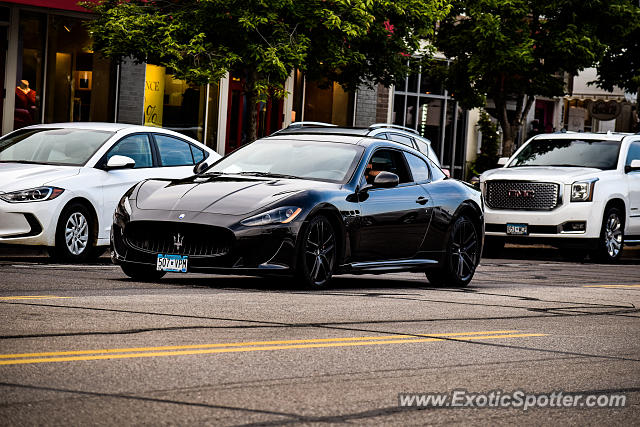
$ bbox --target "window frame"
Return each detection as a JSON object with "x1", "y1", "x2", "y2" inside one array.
[
  {"x1": 150, "y1": 133, "x2": 208, "y2": 167},
  {"x1": 99, "y1": 132, "x2": 155, "y2": 169},
  {"x1": 361, "y1": 146, "x2": 417, "y2": 189},
  {"x1": 403, "y1": 151, "x2": 432, "y2": 184}
]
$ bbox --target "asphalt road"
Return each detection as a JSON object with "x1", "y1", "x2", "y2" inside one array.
[{"x1": 0, "y1": 247, "x2": 638, "y2": 426}]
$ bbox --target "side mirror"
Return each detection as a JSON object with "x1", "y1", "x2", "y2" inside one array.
[
  {"x1": 625, "y1": 159, "x2": 640, "y2": 173},
  {"x1": 106, "y1": 155, "x2": 135, "y2": 170},
  {"x1": 372, "y1": 171, "x2": 399, "y2": 188},
  {"x1": 497, "y1": 157, "x2": 509, "y2": 166},
  {"x1": 193, "y1": 161, "x2": 209, "y2": 175}
]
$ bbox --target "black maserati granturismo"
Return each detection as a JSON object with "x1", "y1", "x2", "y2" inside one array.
[{"x1": 111, "y1": 132, "x2": 484, "y2": 287}]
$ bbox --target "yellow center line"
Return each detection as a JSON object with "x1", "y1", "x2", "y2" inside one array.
[
  {"x1": 0, "y1": 332, "x2": 546, "y2": 366},
  {"x1": 0, "y1": 295, "x2": 71, "y2": 300},
  {"x1": 0, "y1": 330, "x2": 520, "y2": 359},
  {"x1": 584, "y1": 284, "x2": 640, "y2": 288}
]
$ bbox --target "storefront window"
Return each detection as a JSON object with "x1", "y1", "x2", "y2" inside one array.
[
  {"x1": 14, "y1": 11, "x2": 46, "y2": 130},
  {"x1": 43, "y1": 15, "x2": 115, "y2": 124}
]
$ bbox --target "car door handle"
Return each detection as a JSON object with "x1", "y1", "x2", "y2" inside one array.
[{"x1": 416, "y1": 196, "x2": 429, "y2": 205}]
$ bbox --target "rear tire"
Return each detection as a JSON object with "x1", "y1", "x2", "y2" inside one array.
[
  {"x1": 121, "y1": 263, "x2": 166, "y2": 281},
  {"x1": 295, "y1": 215, "x2": 337, "y2": 288},
  {"x1": 426, "y1": 215, "x2": 480, "y2": 287},
  {"x1": 591, "y1": 207, "x2": 624, "y2": 263}
]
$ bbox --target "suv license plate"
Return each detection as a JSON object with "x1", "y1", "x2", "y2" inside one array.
[
  {"x1": 506, "y1": 223, "x2": 528, "y2": 235},
  {"x1": 157, "y1": 254, "x2": 188, "y2": 272}
]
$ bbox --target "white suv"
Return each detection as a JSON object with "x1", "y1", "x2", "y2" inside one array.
[{"x1": 480, "y1": 132, "x2": 640, "y2": 262}]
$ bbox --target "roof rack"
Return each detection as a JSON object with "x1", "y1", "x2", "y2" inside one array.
[
  {"x1": 287, "y1": 121, "x2": 337, "y2": 129},
  {"x1": 369, "y1": 123, "x2": 419, "y2": 135}
]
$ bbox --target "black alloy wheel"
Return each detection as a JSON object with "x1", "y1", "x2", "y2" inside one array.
[
  {"x1": 121, "y1": 263, "x2": 166, "y2": 281},
  {"x1": 297, "y1": 215, "x2": 337, "y2": 288},
  {"x1": 592, "y1": 207, "x2": 624, "y2": 263},
  {"x1": 427, "y1": 215, "x2": 480, "y2": 287}
]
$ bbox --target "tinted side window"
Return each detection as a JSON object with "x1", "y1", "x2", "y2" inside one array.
[
  {"x1": 155, "y1": 135, "x2": 194, "y2": 166},
  {"x1": 365, "y1": 149, "x2": 412, "y2": 184},
  {"x1": 372, "y1": 132, "x2": 388, "y2": 140},
  {"x1": 387, "y1": 133, "x2": 415, "y2": 149},
  {"x1": 404, "y1": 152, "x2": 431, "y2": 183},
  {"x1": 626, "y1": 141, "x2": 640, "y2": 166},
  {"x1": 191, "y1": 145, "x2": 205, "y2": 164},
  {"x1": 106, "y1": 134, "x2": 153, "y2": 168}
]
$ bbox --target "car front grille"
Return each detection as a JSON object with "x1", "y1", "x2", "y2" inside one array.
[
  {"x1": 485, "y1": 181, "x2": 560, "y2": 210},
  {"x1": 124, "y1": 221, "x2": 233, "y2": 257}
]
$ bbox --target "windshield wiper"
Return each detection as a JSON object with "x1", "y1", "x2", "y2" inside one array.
[{"x1": 237, "y1": 171, "x2": 300, "y2": 179}]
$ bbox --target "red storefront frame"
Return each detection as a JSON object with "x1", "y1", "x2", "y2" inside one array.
[{"x1": 1, "y1": 0, "x2": 93, "y2": 13}]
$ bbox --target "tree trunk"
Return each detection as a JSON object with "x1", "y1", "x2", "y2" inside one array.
[
  {"x1": 245, "y1": 69, "x2": 259, "y2": 144},
  {"x1": 495, "y1": 95, "x2": 535, "y2": 157}
]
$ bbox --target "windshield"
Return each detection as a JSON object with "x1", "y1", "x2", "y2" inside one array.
[
  {"x1": 0, "y1": 128, "x2": 114, "y2": 166},
  {"x1": 208, "y1": 139, "x2": 364, "y2": 183},
  {"x1": 509, "y1": 138, "x2": 621, "y2": 170}
]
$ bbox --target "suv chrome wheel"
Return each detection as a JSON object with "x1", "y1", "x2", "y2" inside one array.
[{"x1": 604, "y1": 212, "x2": 623, "y2": 258}]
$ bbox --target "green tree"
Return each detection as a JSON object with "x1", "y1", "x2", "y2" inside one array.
[
  {"x1": 86, "y1": 0, "x2": 451, "y2": 143},
  {"x1": 595, "y1": 1, "x2": 640, "y2": 127},
  {"x1": 428, "y1": 0, "x2": 633, "y2": 157}
]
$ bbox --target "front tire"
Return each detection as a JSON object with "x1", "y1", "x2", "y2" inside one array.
[
  {"x1": 592, "y1": 207, "x2": 624, "y2": 263},
  {"x1": 51, "y1": 203, "x2": 97, "y2": 262},
  {"x1": 427, "y1": 215, "x2": 480, "y2": 287},
  {"x1": 296, "y1": 215, "x2": 337, "y2": 288},
  {"x1": 121, "y1": 263, "x2": 166, "y2": 281}
]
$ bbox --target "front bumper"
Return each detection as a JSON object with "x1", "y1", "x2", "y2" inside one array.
[
  {"x1": 484, "y1": 199, "x2": 604, "y2": 240},
  {"x1": 111, "y1": 209, "x2": 300, "y2": 274},
  {"x1": 0, "y1": 198, "x2": 63, "y2": 246}
]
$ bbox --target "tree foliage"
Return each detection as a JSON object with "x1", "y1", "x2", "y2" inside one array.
[
  {"x1": 86, "y1": 0, "x2": 451, "y2": 142},
  {"x1": 428, "y1": 0, "x2": 634, "y2": 157}
]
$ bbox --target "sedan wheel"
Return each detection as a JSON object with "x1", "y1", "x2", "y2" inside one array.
[
  {"x1": 427, "y1": 215, "x2": 480, "y2": 287},
  {"x1": 297, "y1": 215, "x2": 336, "y2": 288},
  {"x1": 52, "y1": 203, "x2": 97, "y2": 262}
]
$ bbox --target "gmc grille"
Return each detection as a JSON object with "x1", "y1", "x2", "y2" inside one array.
[
  {"x1": 124, "y1": 221, "x2": 233, "y2": 257},
  {"x1": 485, "y1": 181, "x2": 560, "y2": 210}
]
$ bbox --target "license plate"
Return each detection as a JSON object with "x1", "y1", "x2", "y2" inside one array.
[
  {"x1": 506, "y1": 223, "x2": 528, "y2": 235},
  {"x1": 156, "y1": 254, "x2": 188, "y2": 272}
]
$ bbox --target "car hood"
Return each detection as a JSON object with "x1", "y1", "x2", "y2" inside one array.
[
  {"x1": 0, "y1": 163, "x2": 81, "y2": 193},
  {"x1": 135, "y1": 175, "x2": 334, "y2": 215},
  {"x1": 480, "y1": 166, "x2": 603, "y2": 184}
]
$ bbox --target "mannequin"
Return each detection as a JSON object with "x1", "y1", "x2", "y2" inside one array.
[{"x1": 15, "y1": 79, "x2": 37, "y2": 129}]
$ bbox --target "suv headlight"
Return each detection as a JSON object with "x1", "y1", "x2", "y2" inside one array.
[
  {"x1": 0, "y1": 186, "x2": 64, "y2": 203},
  {"x1": 241, "y1": 206, "x2": 302, "y2": 226},
  {"x1": 570, "y1": 179, "x2": 598, "y2": 202}
]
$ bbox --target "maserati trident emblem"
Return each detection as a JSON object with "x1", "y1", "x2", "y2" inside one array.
[
  {"x1": 507, "y1": 189, "x2": 535, "y2": 198},
  {"x1": 178, "y1": 213, "x2": 185, "y2": 220},
  {"x1": 173, "y1": 233, "x2": 184, "y2": 250}
]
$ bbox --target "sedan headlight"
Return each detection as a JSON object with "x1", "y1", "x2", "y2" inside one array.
[
  {"x1": 241, "y1": 206, "x2": 302, "y2": 226},
  {"x1": 570, "y1": 179, "x2": 598, "y2": 202},
  {"x1": 0, "y1": 186, "x2": 64, "y2": 203}
]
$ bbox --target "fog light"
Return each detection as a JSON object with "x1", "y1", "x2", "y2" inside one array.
[{"x1": 562, "y1": 221, "x2": 586, "y2": 232}]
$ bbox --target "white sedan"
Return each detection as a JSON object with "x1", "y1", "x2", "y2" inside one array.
[{"x1": 0, "y1": 122, "x2": 220, "y2": 261}]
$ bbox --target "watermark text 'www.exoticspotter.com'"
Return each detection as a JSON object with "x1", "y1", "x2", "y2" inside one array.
[{"x1": 398, "y1": 390, "x2": 627, "y2": 411}]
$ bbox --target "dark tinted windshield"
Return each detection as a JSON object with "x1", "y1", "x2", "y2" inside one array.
[
  {"x1": 209, "y1": 139, "x2": 364, "y2": 183},
  {"x1": 0, "y1": 128, "x2": 113, "y2": 166},
  {"x1": 509, "y1": 139, "x2": 621, "y2": 170}
]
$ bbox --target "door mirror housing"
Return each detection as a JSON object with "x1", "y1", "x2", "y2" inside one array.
[
  {"x1": 497, "y1": 157, "x2": 509, "y2": 166},
  {"x1": 625, "y1": 159, "x2": 640, "y2": 173},
  {"x1": 105, "y1": 155, "x2": 135, "y2": 170},
  {"x1": 371, "y1": 171, "x2": 399, "y2": 188},
  {"x1": 193, "y1": 161, "x2": 209, "y2": 175}
]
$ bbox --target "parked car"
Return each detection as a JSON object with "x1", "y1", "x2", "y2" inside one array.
[
  {"x1": 275, "y1": 122, "x2": 448, "y2": 174},
  {"x1": 480, "y1": 131, "x2": 640, "y2": 262},
  {"x1": 112, "y1": 132, "x2": 483, "y2": 288},
  {"x1": 0, "y1": 122, "x2": 219, "y2": 261}
]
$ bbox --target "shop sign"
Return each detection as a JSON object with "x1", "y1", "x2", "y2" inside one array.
[
  {"x1": 588, "y1": 100, "x2": 621, "y2": 121},
  {"x1": 144, "y1": 65, "x2": 165, "y2": 127}
]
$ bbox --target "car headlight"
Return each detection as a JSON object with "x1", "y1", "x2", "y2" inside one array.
[
  {"x1": 0, "y1": 186, "x2": 64, "y2": 203},
  {"x1": 241, "y1": 206, "x2": 302, "y2": 226},
  {"x1": 570, "y1": 179, "x2": 598, "y2": 202}
]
